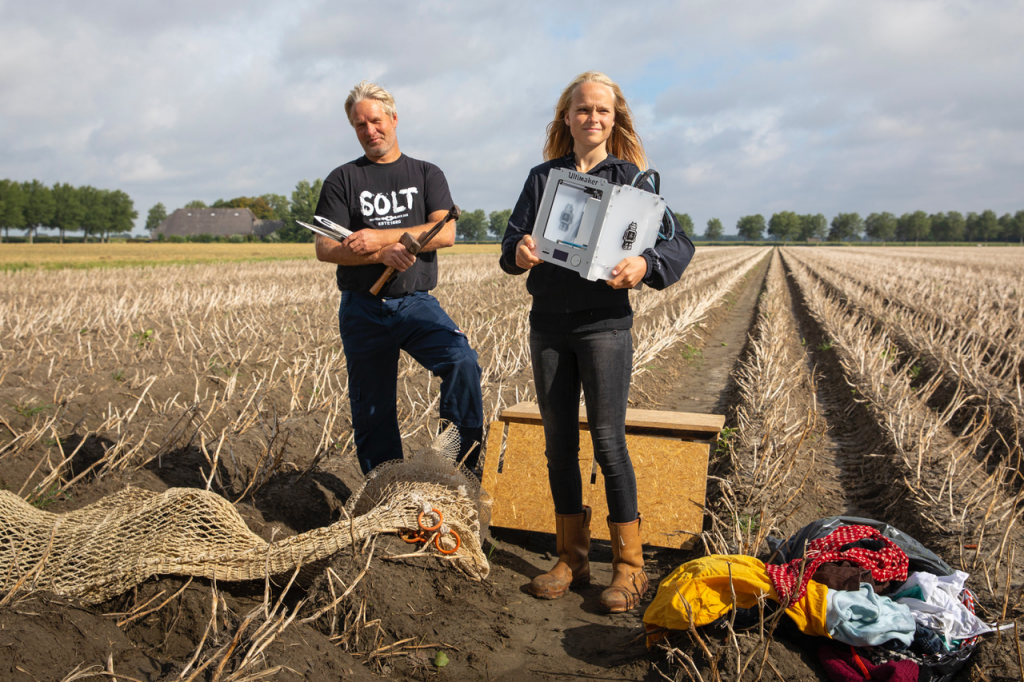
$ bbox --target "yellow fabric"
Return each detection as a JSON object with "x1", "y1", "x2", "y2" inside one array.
[{"x1": 642, "y1": 555, "x2": 829, "y2": 642}]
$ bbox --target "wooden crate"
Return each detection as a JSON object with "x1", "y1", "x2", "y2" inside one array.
[{"x1": 481, "y1": 402, "x2": 722, "y2": 549}]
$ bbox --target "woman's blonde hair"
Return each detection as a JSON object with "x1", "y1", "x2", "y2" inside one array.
[
  {"x1": 543, "y1": 71, "x2": 647, "y2": 170},
  {"x1": 345, "y1": 80, "x2": 397, "y2": 124}
]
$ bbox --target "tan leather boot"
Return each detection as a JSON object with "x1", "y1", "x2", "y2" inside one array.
[
  {"x1": 527, "y1": 507, "x2": 592, "y2": 599},
  {"x1": 599, "y1": 516, "x2": 649, "y2": 613}
]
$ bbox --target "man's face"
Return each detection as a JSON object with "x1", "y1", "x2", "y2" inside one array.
[{"x1": 350, "y1": 100, "x2": 398, "y2": 161}]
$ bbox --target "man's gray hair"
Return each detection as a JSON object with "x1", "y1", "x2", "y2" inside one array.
[{"x1": 344, "y1": 81, "x2": 397, "y2": 124}]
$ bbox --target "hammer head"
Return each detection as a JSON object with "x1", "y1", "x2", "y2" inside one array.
[
  {"x1": 450, "y1": 205, "x2": 462, "y2": 221},
  {"x1": 399, "y1": 231, "x2": 421, "y2": 253}
]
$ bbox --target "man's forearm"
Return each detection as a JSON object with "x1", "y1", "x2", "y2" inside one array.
[
  {"x1": 315, "y1": 235, "x2": 384, "y2": 266},
  {"x1": 409, "y1": 219, "x2": 456, "y2": 252},
  {"x1": 315, "y1": 219, "x2": 455, "y2": 266},
  {"x1": 368, "y1": 216, "x2": 456, "y2": 253}
]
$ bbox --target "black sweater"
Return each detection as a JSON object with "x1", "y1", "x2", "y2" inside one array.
[{"x1": 499, "y1": 153, "x2": 695, "y2": 333}]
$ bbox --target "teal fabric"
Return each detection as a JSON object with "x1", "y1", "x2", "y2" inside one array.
[
  {"x1": 826, "y1": 583, "x2": 917, "y2": 647},
  {"x1": 892, "y1": 585, "x2": 925, "y2": 601}
]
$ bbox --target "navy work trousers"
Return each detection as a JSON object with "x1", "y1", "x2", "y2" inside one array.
[
  {"x1": 529, "y1": 327, "x2": 638, "y2": 523},
  {"x1": 339, "y1": 290, "x2": 483, "y2": 474}
]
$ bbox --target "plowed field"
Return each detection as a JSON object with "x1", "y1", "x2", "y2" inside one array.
[{"x1": 1, "y1": 245, "x2": 1021, "y2": 680}]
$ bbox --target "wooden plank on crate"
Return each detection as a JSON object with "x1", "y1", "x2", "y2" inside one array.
[
  {"x1": 498, "y1": 401, "x2": 724, "y2": 441},
  {"x1": 482, "y1": 417, "x2": 713, "y2": 550}
]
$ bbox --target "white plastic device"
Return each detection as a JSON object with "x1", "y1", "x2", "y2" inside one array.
[{"x1": 530, "y1": 168, "x2": 666, "y2": 281}]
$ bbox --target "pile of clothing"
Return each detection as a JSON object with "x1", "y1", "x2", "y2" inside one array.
[{"x1": 644, "y1": 516, "x2": 1010, "y2": 681}]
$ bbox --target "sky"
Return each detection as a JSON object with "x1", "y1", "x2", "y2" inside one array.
[{"x1": 1, "y1": 0, "x2": 1022, "y2": 236}]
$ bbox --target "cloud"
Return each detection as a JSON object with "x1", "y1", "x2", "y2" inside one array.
[{"x1": 0, "y1": 0, "x2": 1022, "y2": 235}]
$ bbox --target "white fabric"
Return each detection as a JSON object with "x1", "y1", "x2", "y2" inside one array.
[
  {"x1": 894, "y1": 571, "x2": 999, "y2": 641},
  {"x1": 825, "y1": 583, "x2": 917, "y2": 647}
]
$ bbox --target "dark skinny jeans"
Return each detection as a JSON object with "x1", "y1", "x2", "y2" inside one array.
[{"x1": 530, "y1": 327, "x2": 638, "y2": 523}]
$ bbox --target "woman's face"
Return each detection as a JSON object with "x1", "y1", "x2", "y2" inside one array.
[{"x1": 565, "y1": 81, "x2": 616, "y2": 151}]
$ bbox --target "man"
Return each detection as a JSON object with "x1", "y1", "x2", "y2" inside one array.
[{"x1": 314, "y1": 80, "x2": 483, "y2": 475}]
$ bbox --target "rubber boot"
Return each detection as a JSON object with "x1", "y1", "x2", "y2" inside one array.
[
  {"x1": 599, "y1": 516, "x2": 649, "y2": 613},
  {"x1": 527, "y1": 507, "x2": 592, "y2": 599}
]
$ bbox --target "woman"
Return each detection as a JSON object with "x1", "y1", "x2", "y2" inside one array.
[{"x1": 499, "y1": 72, "x2": 695, "y2": 613}]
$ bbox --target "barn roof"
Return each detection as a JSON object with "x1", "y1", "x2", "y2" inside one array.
[{"x1": 155, "y1": 208, "x2": 282, "y2": 238}]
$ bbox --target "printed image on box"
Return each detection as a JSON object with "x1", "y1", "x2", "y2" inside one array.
[{"x1": 542, "y1": 181, "x2": 595, "y2": 248}]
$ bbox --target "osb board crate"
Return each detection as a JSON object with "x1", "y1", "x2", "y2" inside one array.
[
  {"x1": 498, "y1": 402, "x2": 723, "y2": 441},
  {"x1": 481, "y1": 403, "x2": 719, "y2": 550}
]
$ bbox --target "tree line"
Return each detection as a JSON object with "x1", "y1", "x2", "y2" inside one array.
[
  {"x1": 451, "y1": 209, "x2": 512, "y2": 242},
  {"x1": 2, "y1": 175, "x2": 510, "y2": 245},
  {"x1": 696, "y1": 209, "x2": 1024, "y2": 244},
  {"x1": 9, "y1": 173, "x2": 1022, "y2": 247},
  {"x1": 455, "y1": 208, "x2": 1024, "y2": 245},
  {"x1": 0, "y1": 179, "x2": 137, "y2": 243},
  {"x1": 0, "y1": 177, "x2": 326, "y2": 244}
]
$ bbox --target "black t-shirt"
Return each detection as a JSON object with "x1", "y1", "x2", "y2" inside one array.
[{"x1": 315, "y1": 154, "x2": 454, "y2": 296}]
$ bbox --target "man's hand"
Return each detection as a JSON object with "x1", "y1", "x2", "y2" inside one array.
[
  {"x1": 606, "y1": 256, "x2": 648, "y2": 289},
  {"x1": 379, "y1": 243, "x2": 416, "y2": 271},
  {"x1": 343, "y1": 228, "x2": 388, "y2": 256},
  {"x1": 516, "y1": 235, "x2": 543, "y2": 270}
]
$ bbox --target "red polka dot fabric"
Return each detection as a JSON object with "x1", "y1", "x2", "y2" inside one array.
[{"x1": 766, "y1": 525, "x2": 909, "y2": 602}]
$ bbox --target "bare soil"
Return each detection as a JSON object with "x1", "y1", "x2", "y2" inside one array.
[{"x1": 2, "y1": 249, "x2": 1021, "y2": 681}]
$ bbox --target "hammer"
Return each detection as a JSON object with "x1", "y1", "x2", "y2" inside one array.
[{"x1": 369, "y1": 205, "x2": 461, "y2": 296}]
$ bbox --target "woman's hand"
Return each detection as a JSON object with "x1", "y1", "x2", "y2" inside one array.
[
  {"x1": 606, "y1": 256, "x2": 648, "y2": 289},
  {"x1": 515, "y1": 235, "x2": 544, "y2": 270}
]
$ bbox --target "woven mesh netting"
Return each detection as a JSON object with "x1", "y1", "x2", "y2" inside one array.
[{"x1": 0, "y1": 429, "x2": 489, "y2": 604}]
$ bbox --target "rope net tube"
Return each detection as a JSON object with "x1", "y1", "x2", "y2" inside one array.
[{"x1": 0, "y1": 428, "x2": 490, "y2": 604}]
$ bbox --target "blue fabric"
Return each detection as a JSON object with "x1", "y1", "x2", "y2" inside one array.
[
  {"x1": 529, "y1": 327, "x2": 637, "y2": 523},
  {"x1": 826, "y1": 583, "x2": 917, "y2": 648},
  {"x1": 913, "y1": 623, "x2": 947, "y2": 656},
  {"x1": 339, "y1": 290, "x2": 483, "y2": 474}
]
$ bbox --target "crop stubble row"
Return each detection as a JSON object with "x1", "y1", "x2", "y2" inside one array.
[
  {"x1": 774, "y1": 247, "x2": 1024, "y2": 605},
  {"x1": 0, "y1": 247, "x2": 764, "y2": 504},
  {"x1": 674, "y1": 247, "x2": 1024, "y2": 682}
]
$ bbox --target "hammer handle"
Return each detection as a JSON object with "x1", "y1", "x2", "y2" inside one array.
[
  {"x1": 369, "y1": 266, "x2": 397, "y2": 296},
  {"x1": 368, "y1": 205, "x2": 460, "y2": 296},
  {"x1": 369, "y1": 239, "x2": 419, "y2": 296}
]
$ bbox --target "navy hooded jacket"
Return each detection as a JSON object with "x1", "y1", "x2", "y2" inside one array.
[{"x1": 499, "y1": 153, "x2": 695, "y2": 333}]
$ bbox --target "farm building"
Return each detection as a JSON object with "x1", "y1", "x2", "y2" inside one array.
[{"x1": 153, "y1": 208, "x2": 282, "y2": 240}]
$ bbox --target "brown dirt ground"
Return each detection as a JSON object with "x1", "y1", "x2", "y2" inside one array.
[
  {"x1": 2, "y1": 248, "x2": 1021, "y2": 681},
  {"x1": 0, "y1": 252, "x2": 765, "y2": 681}
]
